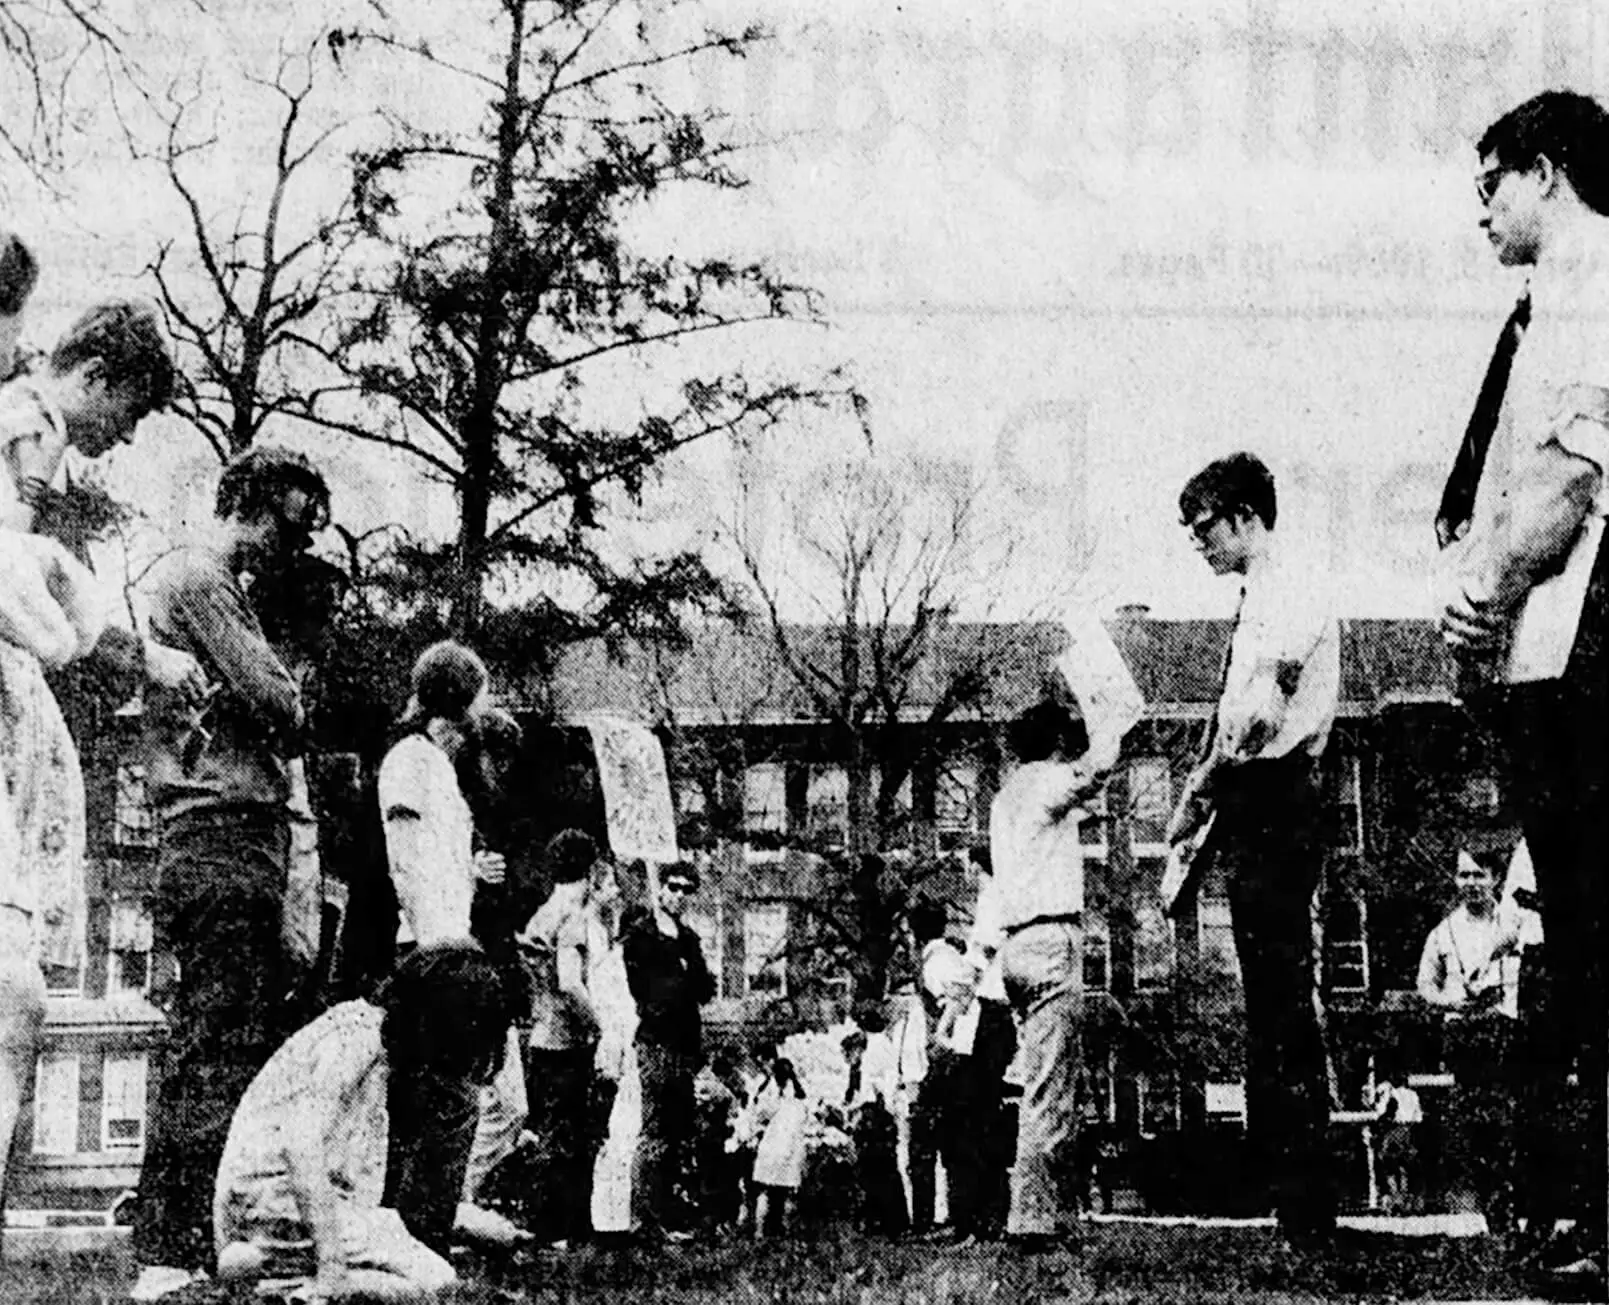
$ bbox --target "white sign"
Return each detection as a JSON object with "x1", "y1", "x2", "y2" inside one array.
[{"x1": 581, "y1": 716, "x2": 680, "y2": 864}]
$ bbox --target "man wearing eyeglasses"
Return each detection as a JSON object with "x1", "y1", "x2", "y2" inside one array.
[
  {"x1": 1166, "y1": 451, "x2": 1341, "y2": 1251},
  {"x1": 623, "y1": 862, "x2": 715, "y2": 1243},
  {"x1": 1435, "y1": 91, "x2": 1609, "y2": 1281},
  {"x1": 129, "y1": 446, "x2": 333, "y2": 1300}
]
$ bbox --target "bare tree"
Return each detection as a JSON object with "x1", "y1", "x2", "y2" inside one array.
[
  {"x1": 726, "y1": 453, "x2": 1033, "y2": 996},
  {"x1": 144, "y1": 36, "x2": 363, "y2": 459}
]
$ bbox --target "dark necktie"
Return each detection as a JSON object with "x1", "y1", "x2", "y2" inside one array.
[
  {"x1": 1435, "y1": 293, "x2": 1532, "y2": 549},
  {"x1": 1200, "y1": 585, "x2": 1246, "y2": 763}
]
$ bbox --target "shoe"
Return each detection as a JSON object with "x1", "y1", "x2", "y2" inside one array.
[
  {"x1": 128, "y1": 1265, "x2": 207, "y2": 1300},
  {"x1": 454, "y1": 1201, "x2": 534, "y2": 1248}
]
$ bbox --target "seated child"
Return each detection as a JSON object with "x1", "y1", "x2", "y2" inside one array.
[{"x1": 213, "y1": 945, "x2": 521, "y2": 1301}]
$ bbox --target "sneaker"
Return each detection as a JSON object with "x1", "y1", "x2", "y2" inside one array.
[
  {"x1": 454, "y1": 1200, "x2": 534, "y2": 1248},
  {"x1": 128, "y1": 1265, "x2": 206, "y2": 1301}
]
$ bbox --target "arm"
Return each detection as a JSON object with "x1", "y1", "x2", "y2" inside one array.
[
  {"x1": 682, "y1": 926, "x2": 716, "y2": 1004},
  {"x1": 1041, "y1": 758, "x2": 1107, "y2": 825},
  {"x1": 1443, "y1": 431, "x2": 1602, "y2": 652},
  {"x1": 169, "y1": 563, "x2": 302, "y2": 739},
  {"x1": 555, "y1": 916, "x2": 602, "y2": 1042},
  {"x1": 278, "y1": 1130, "x2": 350, "y2": 1301},
  {"x1": 378, "y1": 744, "x2": 438, "y2": 940},
  {"x1": 1416, "y1": 929, "x2": 1459, "y2": 1011}
]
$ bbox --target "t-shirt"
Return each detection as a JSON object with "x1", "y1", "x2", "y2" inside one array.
[
  {"x1": 378, "y1": 734, "x2": 475, "y2": 947},
  {"x1": 988, "y1": 761, "x2": 1087, "y2": 930},
  {"x1": 622, "y1": 911, "x2": 713, "y2": 1055},
  {"x1": 521, "y1": 881, "x2": 592, "y2": 1050},
  {"x1": 1416, "y1": 901, "x2": 1526, "y2": 1021},
  {"x1": 214, "y1": 1001, "x2": 389, "y2": 1242}
]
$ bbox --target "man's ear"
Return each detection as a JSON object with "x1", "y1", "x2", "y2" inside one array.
[{"x1": 1533, "y1": 153, "x2": 1561, "y2": 199}]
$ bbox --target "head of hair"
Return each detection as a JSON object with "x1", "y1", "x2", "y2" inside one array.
[
  {"x1": 1178, "y1": 451, "x2": 1278, "y2": 532},
  {"x1": 409, "y1": 640, "x2": 488, "y2": 722},
  {"x1": 908, "y1": 898, "x2": 948, "y2": 944},
  {"x1": 772, "y1": 1056, "x2": 805, "y2": 1098},
  {"x1": 545, "y1": 828, "x2": 599, "y2": 885},
  {"x1": 215, "y1": 445, "x2": 330, "y2": 526},
  {"x1": 661, "y1": 861, "x2": 700, "y2": 892},
  {"x1": 0, "y1": 232, "x2": 39, "y2": 317},
  {"x1": 378, "y1": 944, "x2": 522, "y2": 1080},
  {"x1": 47, "y1": 300, "x2": 176, "y2": 415},
  {"x1": 251, "y1": 552, "x2": 350, "y2": 652},
  {"x1": 1006, "y1": 698, "x2": 1090, "y2": 764},
  {"x1": 1479, "y1": 90, "x2": 1609, "y2": 217}
]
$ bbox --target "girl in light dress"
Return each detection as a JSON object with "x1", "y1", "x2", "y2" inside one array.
[
  {"x1": 586, "y1": 860, "x2": 644, "y2": 1234},
  {"x1": 750, "y1": 1057, "x2": 811, "y2": 1239}
]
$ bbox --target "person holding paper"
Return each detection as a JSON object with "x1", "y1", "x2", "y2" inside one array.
[
  {"x1": 1166, "y1": 451, "x2": 1340, "y2": 1250},
  {"x1": 988, "y1": 697, "x2": 1110, "y2": 1250}
]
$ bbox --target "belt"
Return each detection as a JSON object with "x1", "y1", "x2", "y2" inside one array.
[{"x1": 1003, "y1": 912, "x2": 1081, "y2": 937}]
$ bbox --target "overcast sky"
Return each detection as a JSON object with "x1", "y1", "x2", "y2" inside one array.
[{"x1": 8, "y1": 0, "x2": 1609, "y2": 621}]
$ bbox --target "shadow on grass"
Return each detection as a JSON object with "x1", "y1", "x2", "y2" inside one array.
[{"x1": 0, "y1": 1223, "x2": 1558, "y2": 1304}]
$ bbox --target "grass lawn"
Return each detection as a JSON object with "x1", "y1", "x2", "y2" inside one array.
[{"x1": 0, "y1": 1221, "x2": 1591, "y2": 1304}]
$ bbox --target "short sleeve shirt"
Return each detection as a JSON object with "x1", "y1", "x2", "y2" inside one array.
[
  {"x1": 1474, "y1": 219, "x2": 1609, "y2": 681},
  {"x1": 378, "y1": 735, "x2": 475, "y2": 947}
]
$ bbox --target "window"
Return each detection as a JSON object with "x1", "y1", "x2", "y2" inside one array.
[
  {"x1": 686, "y1": 905, "x2": 723, "y2": 998},
  {"x1": 32, "y1": 1053, "x2": 81, "y2": 1155},
  {"x1": 114, "y1": 763, "x2": 157, "y2": 848},
  {"x1": 1078, "y1": 785, "x2": 1108, "y2": 849},
  {"x1": 42, "y1": 961, "x2": 83, "y2": 997},
  {"x1": 1323, "y1": 892, "x2": 1370, "y2": 1003},
  {"x1": 1083, "y1": 913, "x2": 1110, "y2": 992},
  {"x1": 1335, "y1": 755, "x2": 1364, "y2": 851},
  {"x1": 1083, "y1": 1053, "x2": 1116, "y2": 1123},
  {"x1": 1197, "y1": 895, "x2": 1239, "y2": 981},
  {"x1": 742, "y1": 902, "x2": 788, "y2": 996},
  {"x1": 935, "y1": 761, "x2": 978, "y2": 835},
  {"x1": 1129, "y1": 758, "x2": 1173, "y2": 845},
  {"x1": 805, "y1": 765, "x2": 848, "y2": 848},
  {"x1": 1133, "y1": 900, "x2": 1176, "y2": 992},
  {"x1": 109, "y1": 899, "x2": 155, "y2": 996},
  {"x1": 744, "y1": 763, "x2": 787, "y2": 832},
  {"x1": 101, "y1": 1053, "x2": 149, "y2": 1150},
  {"x1": 1205, "y1": 1080, "x2": 1247, "y2": 1123},
  {"x1": 1138, "y1": 1071, "x2": 1180, "y2": 1136}
]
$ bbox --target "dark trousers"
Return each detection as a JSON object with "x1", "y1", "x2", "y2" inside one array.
[
  {"x1": 908, "y1": 1048, "x2": 966, "y2": 1231},
  {"x1": 523, "y1": 1045, "x2": 599, "y2": 1241},
  {"x1": 1442, "y1": 1016, "x2": 1518, "y2": 1220},
  {"x1": 948, "y1": 1001, "x2": 1017, "y2": 1236},
  {"x1": 132, "y1": 810, "x2": 293, "y2": 1271},
  {"x1": 1480, "y1": 667, "x2": 1608, "y2": 1238},
  {"x1": 632, "y1": 1040, "x2": 697, "y2": 1233},
  {"x1": 384, "y1": 1060, "x2": 482, "y2": 1255},
  {"x1": 1216, "y1": 758, "x2": 1336, "y2": 1235}
]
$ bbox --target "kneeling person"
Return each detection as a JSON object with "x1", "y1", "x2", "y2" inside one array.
[{"x1": 214, "y1": 946, "x2": 519, "y2": 1301}]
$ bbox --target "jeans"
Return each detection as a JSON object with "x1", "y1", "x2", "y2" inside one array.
[
  {"x1": 1001, "y1": 920, "x2": 1083, "y2": 1236},
  {"x1": 522, "y1": 1045, "x2": 600, "y2": 1241},
  {"x1": 385, "y1": 1061, "x2": 482, "y2": 1256},
  {"x1": 907, "y1": 1048, "x2": 965, "y2": 1232},
  {"x1": 133, "y1": 809, "x2": 293, "y2": 1271}
]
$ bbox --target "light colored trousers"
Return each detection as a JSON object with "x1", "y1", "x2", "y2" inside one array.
[
  {"x1": 1, "y1": 911, "x2": 47, "y2": 1237},
  {"x1": 462, "y1": 1028, "x2": 528, "y2": 1202},
  {"x1": 1000, "y1": 919, "x2": 1083, "y2": 1237}
]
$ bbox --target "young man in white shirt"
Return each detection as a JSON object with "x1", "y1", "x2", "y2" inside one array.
[
  {"x1": 1167, "y1": 451, "x2": 1341, "y2": 1249},
  {"x1": 1436, "y1": 91, "x2": 1609, "y2": 1277},
  {"x1": 1417, "y1": 851, "x2": 1525, "y2": 1237}
]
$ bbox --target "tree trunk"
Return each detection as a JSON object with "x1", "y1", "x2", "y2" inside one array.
[{"x1": 454, "y1": 0, "x2": 526, "y2": 637}]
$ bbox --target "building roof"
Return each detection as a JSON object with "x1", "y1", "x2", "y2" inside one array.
[{"x1": 548, "y1": 616, "x2": 1456, "y2": 726}]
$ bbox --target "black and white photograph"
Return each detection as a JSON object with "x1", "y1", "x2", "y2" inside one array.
[{"x1": 2, "y1": 1, "x2": 1606, "y2": 1301}]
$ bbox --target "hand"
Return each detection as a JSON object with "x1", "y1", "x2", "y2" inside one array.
[
  {"x1": 144, "y1": 639, "x2": 210, "y2": 702},
  {"x1": 473, "y1": 850, "x2": 507, "y2": 885},
  {"x1": 1440, "y1": 580, "x2": 1508, "y2": 654}
]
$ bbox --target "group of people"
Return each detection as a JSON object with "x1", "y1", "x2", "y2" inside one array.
[{"x1": 1, "y1": 82, "x2": 1606, "y2": 1298}]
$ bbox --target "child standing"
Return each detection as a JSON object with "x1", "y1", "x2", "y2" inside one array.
[{"x1": 751, "y1": 1058, "x2": 810, "y2": 1240}]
